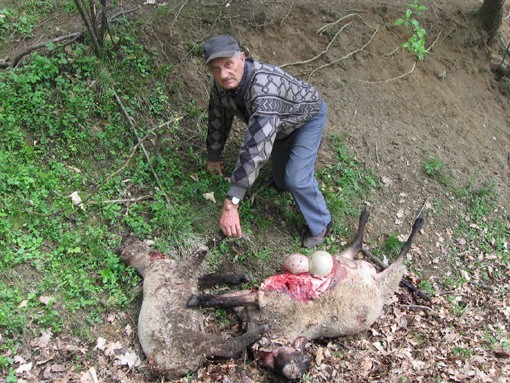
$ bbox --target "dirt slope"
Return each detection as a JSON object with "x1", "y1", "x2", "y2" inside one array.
[{"x1": 142, "y1": 0, "x2": 510, "y2": 260}]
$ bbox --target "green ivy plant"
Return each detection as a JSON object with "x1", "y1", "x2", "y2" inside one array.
[{"x1": 394, "y1": 0, "x2": 428, "y2": 61}]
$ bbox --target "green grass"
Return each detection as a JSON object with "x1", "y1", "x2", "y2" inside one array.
[
  {"x1": 418, "y1": 279, "x2": 436, "y2": 296},
  {"x1": 0, "y1": 17, "x2": 199, "y2": 367},
  {"x1": 452, "y1": 347, "x2": 472, "y2": 358},
  {"x1": 365, "y1": 231, "x2": 409, "y2": 266},
  {"x1": 319, "y1": 134, "x2": 380, "y2": 238},
  {"x1": 451, "y1": 181, "x2": 509, "y2": 278},
  {"x1": 483, "y1": 326, "x2": 510, "y2": 351},
  {"x1": 423, "y1": 154, "x2": 450, "y2": 186},
  {"x1": 0, "y1": 1, "x2": 76, "y2": 43}
]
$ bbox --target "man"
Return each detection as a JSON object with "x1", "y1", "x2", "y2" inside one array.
[{"x1": 203, "y1": 34, "x2": 332, "y2": 248}]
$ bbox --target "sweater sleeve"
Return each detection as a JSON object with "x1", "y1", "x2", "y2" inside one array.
[
  {"x1": 227, "y1": 113, "x2": 279, "y2": 200},
  {"x1": 206, "y1": 87, "x2": 235, "y2": 162}
]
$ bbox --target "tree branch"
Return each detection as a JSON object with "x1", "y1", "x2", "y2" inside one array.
[
  {"x1": 0, "y1": 33, "x2": 81, "y2": 68},
  {"x1": 358, "y1": 62, "x2": 416, "y2": 84},
  {"x1": 111, "y1": 87, "x2": 172, "y2": 206},
  {"x1": 1, "y1": 5, "x2": 140, "y2": 68},
  {"x1": 100, "y1": 195, "x2": 153, "y2": 204},
  {"x1": 73, "y1": 0, "x2": 102, "y2": 57},
  {"x1": 308, "y1": 21, "x2": 379, "y2": 79},
  {"x1": 280, "y1": 21, "x2": 353, "y2": 68}
]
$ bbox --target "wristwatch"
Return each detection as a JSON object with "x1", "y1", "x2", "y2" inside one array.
[{"x1": 227, "y1": 195, "x2": 240, "y2": 205}]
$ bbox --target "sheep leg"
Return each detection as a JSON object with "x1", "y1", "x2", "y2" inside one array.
[
  {"x1": 339, "y1": 207, "x2": 370, "y2": 260},
  {"x1": 198, "y1": 272, "x2": 251, "y2": 289},
  {"x1": 186, "y1": 289, "x2": 259, "y2": 309},
  {"x1": 396, "y1": 214, "x2": 425, "y2": 260},
  {"x1": 202, "y1": 324, "x2": 269, "y2": 359},
  {"x1": 375, "y1": 214, "x2": 425, "y2": 286}
]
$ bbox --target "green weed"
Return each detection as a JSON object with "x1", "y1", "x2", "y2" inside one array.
[
  {"x1": 423, "y1": 155, "x2": 443, "y2": 177},
  {"x1": 182, "y1": 372, "x2": 196, "y2": 383},
  {"x1": 483, "y1": 326, "x2": 510, "y2": 351},
  {"x1": 0, "y1": 1, "x2": 61, "y2": 41},
  {"x1": 423, "y1": 155, "x2": 449, "y2": 185},
  {"x1": 452, "y1": 347, "x2": 472, "y2": 358},
  {"x1": 411, "y1": 332, "x2": 426, "y2": 346},
  {"x1": 213, "y1": 308, "x2": 231, "y2": 328},
  {"x1": 442, "y1": 275, "x2": 467, "y2": 289},
  {"x1": 418, "y1": 280, "x2": 435, "y2": 296},
  {"x1": 185, "y1": 98, "x2": 208, "y2": 121},
  {"x1": 381, "y1": 233, "x2": 404, "y2": 256},
  {"x1": 394, "y1": 0, "x2": 429, "y2": 61},
  {"x1": 299, "y1": 373, "x2": 314, "y2": 382},
  {"x1": 455, "y1": 181, "x2": 498, "y2": 221},
  {"x1": 0, "y1": 7, "x2": 35, "y2": 39},
  {"x1": 450, "y1": 180, "x2": 509, "y2": 280},
  {"x1": 450, "y1": 300, "x2": 468, "y2": 317},
  {"x1": 184, "y1": 38, "x2": 204, "y2": 58},
  {"x1": 319, "y1": 134, "x2": 379, "y2": 236}
]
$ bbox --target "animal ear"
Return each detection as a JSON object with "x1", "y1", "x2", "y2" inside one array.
[
  {"x1": 292, "y1": 336, "x2": 308, "y2": 351},
  {"x1": 256, "y1": 349, "x2": 276, "y2": 368}
]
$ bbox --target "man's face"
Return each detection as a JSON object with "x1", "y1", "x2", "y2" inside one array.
[{"x1": 208, "y1": 52, "x2": 246, "y2": 90}]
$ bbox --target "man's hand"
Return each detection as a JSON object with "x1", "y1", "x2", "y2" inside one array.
[
  {"x1": 220, "y1": 199, "x2": 242, "y2": 238},
  {"x1": 206, "y1": 160, "x2": 224, "y2": 175}
]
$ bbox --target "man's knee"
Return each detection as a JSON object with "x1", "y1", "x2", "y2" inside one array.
[{"x1": 285, "y1": 173, "x2": 310, "y2": 191}]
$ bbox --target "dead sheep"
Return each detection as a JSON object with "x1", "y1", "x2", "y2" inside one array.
[
  {"x1": 116, "y1": 237, "x2": 268, "y2": 380},
  {"x1": 187, "y1": 208, "x2": 425, "y2": 379}
]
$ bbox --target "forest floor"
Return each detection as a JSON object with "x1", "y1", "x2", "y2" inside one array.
[{"x1": 3, "y1": 0, "x2": 510, "y2": 382}]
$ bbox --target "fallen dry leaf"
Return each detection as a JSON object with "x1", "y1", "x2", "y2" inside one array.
[
  {"x1": 16, "y1": 362, "x2": 32, "y2": 374},
  {"x1": 50, "y1": 364, "x2": 66, "y2": 372},
  {"x1": 39, "y1": 295, "x2": 54, "y2": 305},
  {"x1": 114, "y1": 349, "x2": 141, "y2": 368},
  {"x1": 96, "y1": 337, "x2": 107, "y2": 351},
  {"x1": 381, "y1": 176, "x2": 392, "y2": 186},
  {"x1": 315, "y1": 347, "x2": 324, "y2": 365},
  {"x1": 30, "y1": 330, "x2": 52, "y2": 349},
  {"x1": 79, "y1": 367, "x2": 99, "y2": 383},
  {"x1": 69, "y1": 191, "x2": 85, "y2": 210},
  {"x1": 203, "y1": 191, "x2": 216, "y2": 203}
]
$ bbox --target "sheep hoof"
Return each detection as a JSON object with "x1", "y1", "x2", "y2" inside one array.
[{"x1": 186, "y1": 295, "x2": 199, "y2": 308}]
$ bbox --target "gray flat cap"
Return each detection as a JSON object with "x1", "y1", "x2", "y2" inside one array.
[{"x1": 203, "y1": 35, "x2": 240, "y2": 65}]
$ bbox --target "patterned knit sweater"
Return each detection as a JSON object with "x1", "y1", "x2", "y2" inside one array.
[{"x1": 207, "y1": 58, "x2": 324, "y2": 201}]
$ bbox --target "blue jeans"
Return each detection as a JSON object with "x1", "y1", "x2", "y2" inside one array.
[{"x1": 272, "y1": 101, "x2": 331, "y2": 236}]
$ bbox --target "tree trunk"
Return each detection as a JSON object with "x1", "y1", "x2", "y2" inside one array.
[{"x1": 478, "y1": 0, "x2": 505, "y2": 41}]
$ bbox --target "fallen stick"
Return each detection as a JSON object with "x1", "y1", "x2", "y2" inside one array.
[
  {"x1": 358, "y1": 62, "x2": 416, "y2": 84},
  {"x1": 100, "y1": 195, "x2": 153, "y2": 204},
  {"x1": 308, "y1": 23, "x2": 379, "y2": 79},
  {"x1": 280, "y1": 20, "x2": 353, "y2": 68},
  {"x1": 111, "y1": 87, "x2": 171, "y2": 206},
  {"x1": 0, "y1": 33, "x2": 81, "y2": 68}
]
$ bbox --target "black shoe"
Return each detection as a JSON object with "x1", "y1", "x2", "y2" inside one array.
[{"x1": 303, "y1": 222, "x2": 332, "y2": 248}]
